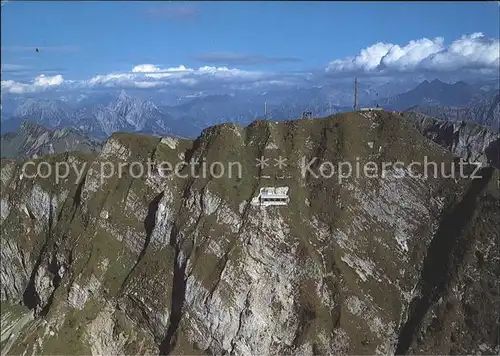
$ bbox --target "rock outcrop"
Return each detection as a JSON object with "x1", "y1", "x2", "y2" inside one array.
[{"x1": 403, "y1": 111, "x2": 500, "y2": 169}]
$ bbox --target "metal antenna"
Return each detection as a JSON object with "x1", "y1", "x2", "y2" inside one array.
[
  {"x1": 353, "y1": 77, "x2": 358, "y2": 111},
  {"x1": 264, "y1": 102, "x2": 267, "y2": 119}
]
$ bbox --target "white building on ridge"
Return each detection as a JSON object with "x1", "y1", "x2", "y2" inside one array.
[{"x1": 251, "y1": 187, "x2": 290, "y2": 206}]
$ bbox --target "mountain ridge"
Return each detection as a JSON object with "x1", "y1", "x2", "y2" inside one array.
[
  {"x1": 379, "y1": 79, "x2": 488, "y2": 110},
  {"x1": 1, "y1": 79, "x2": 499, "y2": 141},
  {"x1": 1, "y1": 111, "x2": 498, "y2": 355},
  {"x1": 406, "y1": 92, "x2": 500, "y2": 131}
]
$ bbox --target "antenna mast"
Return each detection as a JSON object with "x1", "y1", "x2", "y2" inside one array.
[
  {"x1": 353, "y1": 77, "x2": 358, "y2": 111},
  {"x1": 264, "y1": 102, "x2": 267, "y2": 119}
]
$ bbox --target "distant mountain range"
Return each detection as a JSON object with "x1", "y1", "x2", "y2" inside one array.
[
  {"x1": 1, "y1": 78, "x2": 498, "y2": 140},
  {"x1": 378, "y1": 79, "x2": 494, "y2": 110},
  {"x1": 2, "y1": 91, "x2": 186, "y2": 140},
  {"x1": 406, "y1": 92, "x2": 499, "y2": 131},
  {"x1": 1, "y1": 121, "x2": 102, "y2": 160},
  {"x1": 68, "y1": 90, "x2": 180, "y2": 139},
  {"x1": 1, "y1": 89, "x2": 350, "y2": 139}
]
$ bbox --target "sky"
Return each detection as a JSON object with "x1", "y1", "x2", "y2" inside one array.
[{"x1": 1, "y1": 1, "x2": 499, "y2": 95}]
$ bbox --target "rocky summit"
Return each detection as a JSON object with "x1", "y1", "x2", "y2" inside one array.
[{"x1": 1, "y1": 111, "x2": 499, "y2": 355}]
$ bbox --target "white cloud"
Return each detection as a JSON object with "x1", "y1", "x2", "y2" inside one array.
[
  {"x1": 2, "y1": 74, "x2": 64, "y2": 94},
  {"x1": 328, "y1": 42, "x2": 395, "y2": 73},
  {"x1": 326, "y1": 33, "x2": 499, "y2": 75},
  {"x1": 1, "y1": 80, "x2": 27, "y2": 94},
  {"x1": 33, "y1": 74, "x2": 64, "y2": 86},
  {"x1": 1, "y1": 64, "x2": 275, "y2": 94},
  {"x1": 131, "y1": 64, "x2": 163, "y2": 73},
  {"x1": 130, "y1": 64, "x2": 193, "y2": 79},
  {"x1": 3, "y1": 33, "x2": 498, "y2": 96},
  {"x1": 380, "y1": 38, "x2": 445, "y2": 71},
  {"x1": 84, "y1": 64, "x2": 266, "y2": 88},
  {"x1": 127, "y1": 64, "x2": 259, "y2": 80},
  {"x1": 419, "y1": 33, "x2": 499, "y2": 72},
  {"x1": 87, "y1": 73, "x2": 135, "y2": 85},
  {"x1": 131, "y1": 64, "x2": 190, "y2": 73}
]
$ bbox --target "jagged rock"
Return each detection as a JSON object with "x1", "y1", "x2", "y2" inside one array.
[{"x1": 403, "y1": 111, "x2": 500, "y2": 168}]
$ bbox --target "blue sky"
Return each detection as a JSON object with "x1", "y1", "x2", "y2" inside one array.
[{"x1": 1, "y1": 1, "x2": 499, "y2": 94}]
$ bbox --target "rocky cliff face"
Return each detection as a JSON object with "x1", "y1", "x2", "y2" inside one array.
[
  {"x1": 403, "y1": 111, "x2": 500, "y2": 169},
  {"x1": 1, "y1": 111, "x2": 498, "y2": 355}
]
